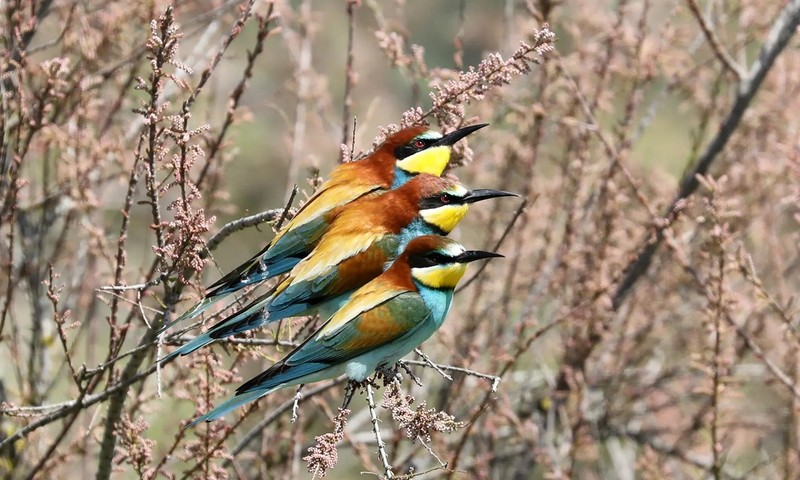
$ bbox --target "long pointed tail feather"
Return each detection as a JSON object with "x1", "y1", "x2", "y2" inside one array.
[
  {"x1": 163, "y1": 264, "x2": 280, "y2": 336},
  {"x1": 204, "y1": 256, "x2": 301, "y2": 300},
  {"x1": 163, "y1": 273, "x2": 285, "y2": 337},
  {"x1": 187, "y1": 362, "x2": 331, "y2": 425},
  {"x1": 158, "y1": 302, "x2": 273, "y2": 362},
  {"x1": 157, "y1": 331, "x2": 217, "y2": 363},
  {"x1": 188, "y1": 389, "x2": 274, "y2": 426},
  {"x1": 158, "y1": 297, "x2": 217, "y2": 334},
  {"x1": 205, "y1": 243, "x2": 271, "y2": 293},
  {"x1": 206, "y1": 294, "x2": 275, "y2": 341},
  {"x1": 160, "y1": 294, "x2": 278, "y2": 361}
]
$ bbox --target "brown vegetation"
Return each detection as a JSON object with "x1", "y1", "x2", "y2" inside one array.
[{"x1": 1, "y1": 0, "x2": 799, "y2": 478}]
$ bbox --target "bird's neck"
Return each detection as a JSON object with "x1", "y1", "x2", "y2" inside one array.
[
  {"x1": 397, "y1": 219, "x2": 447, "y2": 254},
  {"x1": 391, "y1": 168, "x2": 414, "y2": 189},
  {"x1": 412, "y1": 281, "x2": 455, "y2": 326}
]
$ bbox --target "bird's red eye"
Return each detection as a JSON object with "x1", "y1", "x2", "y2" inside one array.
[
  {"x1": 440, "y1": 194, "x2": 450, "y2": 203},
  {"x1": 413, "y1": 139, "x2": 425, "y2": 149}
]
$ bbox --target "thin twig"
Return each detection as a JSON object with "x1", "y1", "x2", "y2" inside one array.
[
  {"x1": 204, "y1": 183, "x2": 297, "y2": 258},
  {"x1": 419, "y1": 29, "x2": 554, "y2": 123},
  {"x1": 340, "y1": 1, "x2": 358, "y2": 162},
  {"x1": 205, "y1": 208, "x2": 286, "y2": 252},
  {"x1": 291, "y1": 384, "x2": 304, "y2": 423},
  {"x1": 411, "y1": 349, "x2": 452, "y2": 381},
  {"x1": 276, "y1": 185, "x2": 299, "y2": 230},
  {"x1": 403, "y1": 358, "x2": 500, "y2": 393},
  {"x1": 97, "y1": 278, "x2": 160, "y2": 292},
  {"x1": 685, "y1": 0, "x2": 743, "y2": 79},
  {"x1": 350, "y1": 116, "x2": 357, "y2": 161},
  {"x1": 366, "y1": 382, "x2": 394, "y2": 479}
]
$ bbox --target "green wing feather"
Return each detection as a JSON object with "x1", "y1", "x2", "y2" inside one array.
[{"x1": 288, "y1": 291, "x2": 429, "y2": 365}]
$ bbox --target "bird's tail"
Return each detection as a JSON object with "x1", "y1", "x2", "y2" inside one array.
[
  {"x1": 159, "y1": 297, "x2": 217, "y2": 334},
  {"x1": 205, "y1": 292, "x2": 277, "y2": 340},
  {"x1": 204, "y1": 256, "x2": 300, "y2": 300},
  {"x1": 157, "y1": 331, "x2": 217, "y2": 363},
  {"x1": 160, "y1": 288, "x2": 287, "y2": 361},
  {"x1": 188, "y1": 361, "x2": 333, "y2": 424},
  {"x1": 188, "y1": 389, "x2": 275, "y2": 426},
  {"x1": 163, "y1": 256, "x2": 301, "y2": 334}
]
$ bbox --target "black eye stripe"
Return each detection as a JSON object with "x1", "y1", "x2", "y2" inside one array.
[
  {"x1": 429, "y1": 252, "x2": 448, "y2": 263},
  {"x1": 394, "y1": 137, "x2": 439, "y2": 160},
  {"x1": 408, "y1": 251, "x2": 452, "y2": 268},
  {"x1": 419, "y1": 193, "x2": 463, "y2": 209},
  {"x1": 408, "y1": 254, "x2": 437, "y2": 268}
]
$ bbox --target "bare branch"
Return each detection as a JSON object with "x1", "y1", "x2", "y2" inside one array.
[
  {"x1": 685, "y1": 0, "x2": 744, "y2": 79},
  {"x1": 205, "y1": 208, "x2": 285, "y2": 252},
  {"x1": 613, "y1": 0, "x2": 800, "y2": 308}
]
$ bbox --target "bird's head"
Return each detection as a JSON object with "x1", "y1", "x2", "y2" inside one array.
[
  {"x1": 399, "y1": 235, "x2": 503, "y2": 290},
  {"x1": 402, "y1": 174, "x2": 517, "y2": 234},
  {"x1": 381, "y1": 124, "x2": 488, "y2": 178}
]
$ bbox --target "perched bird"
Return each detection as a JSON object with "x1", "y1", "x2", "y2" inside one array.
[
  {"x1": 168, "y1": 124, "x2": 488, "y2": 327},
  {"x1": 191, "y1": 235, "x2": 502, "y2": 424},
  {"x1": 164, "y1": 174, "x2": 516, "y2": 359}
]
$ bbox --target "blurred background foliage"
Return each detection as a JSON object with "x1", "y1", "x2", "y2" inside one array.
[{"x1": 2, "y1": 0, "x2": 800, "y2": 479}]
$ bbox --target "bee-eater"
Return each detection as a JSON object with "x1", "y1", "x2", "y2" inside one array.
[
  {"x1": 169, "y1": 124, "x2": 488, "y2": 327},
  {"x1": 164, "y1": 174, "x2": 515, "y2": 360},
  {"x1": 190, "y1": 235, "x2": 502, "y2": 424}
]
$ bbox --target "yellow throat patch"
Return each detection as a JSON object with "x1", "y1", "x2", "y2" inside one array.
[
  {"x1": 396, "y1": 146, "x2": 450, "y2": 176},
  {"x1": 420, "y1": 204, "x2": 469, "y2": 234},
  {"x1": 411, "y1": 263, "x2": 468, "y2": 289}
]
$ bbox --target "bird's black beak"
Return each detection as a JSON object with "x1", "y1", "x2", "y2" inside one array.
[
  {"x1": 464, "y1": 188, "x2": 519, "y2": 204},
  {"x1": 455, "y1": 250, "x2": 504, "y2": 264},
  {"x1": 434, "y1": 123, "x2": 489, "y2": 147}
]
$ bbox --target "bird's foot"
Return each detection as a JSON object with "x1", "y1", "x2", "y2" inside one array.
[
  {"x1": 341, "y1": 378, "x2": 378, "y2": 409},
  {"x1": 342, "y1": 380, "x2": 357, "y2": 409},
  {"x1": 397, "y1": 361, "x2": 423, "y2": 387},
  {"x1": 376, "y1": 363, "x2": 421, "y2": 387}
]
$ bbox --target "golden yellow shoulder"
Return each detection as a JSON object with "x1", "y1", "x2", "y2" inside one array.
[
  {"x1": 273, "y1": 181, "x2": 374, "y2": 244},
  {"x1": 319, "y1": 276, "x2": 408, "y2": 338},
  {"x1": 289, "y1": 230, "x2": 385, "y2": 284}
]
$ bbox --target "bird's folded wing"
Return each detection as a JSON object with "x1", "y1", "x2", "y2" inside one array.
[
  {"x1": 269, "y1": 235, "x2": 398, "y2": 312},
  {"x1": 281, "y1": 292, "x2": 427, "y2": 367},
  {"x1": 235, "y1": 281, "x2": 426, "y2": 395},
  {"x1": 287, "y1": 224, "x2": 387, "y2": 284},
  {"x1": 206, "y1": 182, "x2": 379, "y2": 296},
  {"x1": 261, "y1": 213, "x2": 328, "y2": 267},
  {"x1": 318, "y1": 291, "x2": 428, "y2": 353},
  {"x1": 272, "y1": 179, "x2": 381, "y2": 247},
  {"x1": 287, "y1": 280, "x2": 428, "y2": 365}
]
